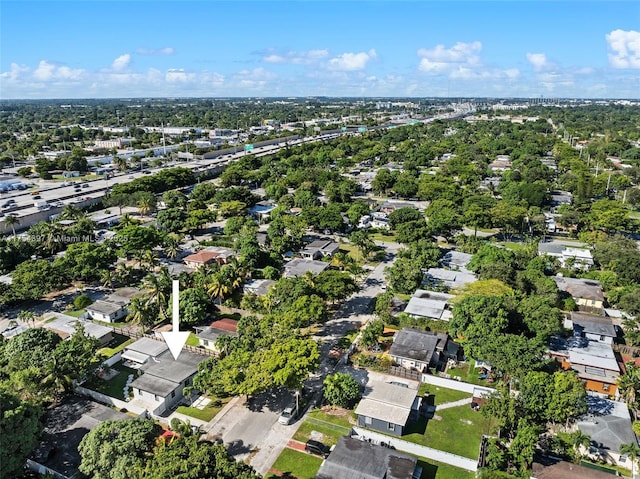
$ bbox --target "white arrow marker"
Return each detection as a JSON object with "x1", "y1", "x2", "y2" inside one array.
[{"x1": 161, "y1": 280, "x2": 190, "y2": 360}]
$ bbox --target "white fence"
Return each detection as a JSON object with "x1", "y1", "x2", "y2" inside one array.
[
  {"x1": 101, "y1": 352, "x2": 122, "y2": 368},
  {"x1": 75, "y1": 385, "x2": 147, "y2": 417},
  {"x1": 352, "y1": 426, "x2": 478, "y2": 472},
  {"x1": 421, "y1": 374, "x2": 495, "y2": 396}
]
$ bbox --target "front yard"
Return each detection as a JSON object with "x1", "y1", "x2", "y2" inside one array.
[
  {"x1": 266, "y1": 448, "x2": 323, "y2": 479},
  {"x1": 293, "y1": 407, "x2": 354, "y2": 446},
  {"x1": 176, "y1": 395, "x2": 232, "y2": 422}
]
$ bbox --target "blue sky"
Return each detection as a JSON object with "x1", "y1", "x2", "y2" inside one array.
[{"x1": 1, "y1": 1, "x2": 639, "y2": 99}]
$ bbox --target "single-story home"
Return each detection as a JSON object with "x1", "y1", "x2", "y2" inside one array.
[
  {"x1": 567, "y1": 312, "x2": 617, "y2": 344},
  {"x1": 194, "y1": 318, "x2": 239, "y2": 352},
  {"x1": 121, "y1": 337, "x2": 169, "y2": 368},
  {"x1": 43, "y1": 313, "x2": 113, "y2": 346},
  {"x1": 538, "y1": 240, "x2": 593, "y2": 269},
  {"x1": 283, "y1": 258, "x2": 329, "y2": 278},
  {"x1": 183, "y1": 247, "x2": 235, "y2": 269},
  {"x1": 440, "y1": 250, "x2": 473, "y2": 271},
  {"x1": 577, "y1": 395, "x2": 637, "y2": 468},
  {"x1": 316, "y1": 436, "x2": 421, "y2": 479},
  {"x1": 531, "y1": 455, "x2": 617, "y2": 479},
  {"x1": 553, "y1": 277, "x2": 605, "y2": 312},
  {"x1": 27, "y1": 396, "x2": 131, "y2": 479},
  {"x1": 355, "y1": 372, "x2": 422, "y2": 436},
  {"x1": 423, "y1": 267, "x2": 477, "y2": 290},
  {"x1": 85, "y1": 287, "x2": 141, "y2": 323},
  {"x1": 403, "y1": 290, "x2": 454, "y2": 321},
  {"x1": 243, "y1": 278, "x2": 276, "y2": 297},
  {"x1": 389, "y1": 328, "x2": 460, "y2": 372},
  {"x1": 300, "y1": 239, "x2": 340, "y2": 260},
  {"x1": 129, "y1": 349, "x2": 202, "y2": 415},
  {"x1": 249, "y1": 200, "x2": 277, "y2": 222}
]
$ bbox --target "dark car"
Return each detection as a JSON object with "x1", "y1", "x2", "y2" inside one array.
[{"x1": 305, "y1": 440, "x2": 330, "y2": 458}]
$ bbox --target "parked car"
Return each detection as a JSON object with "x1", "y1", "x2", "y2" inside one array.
[
  {"x1": 305, "y1": 440, "x2": 330, "y2": 458},
  {"x1": 278, "y1": 403, "x2": 299, "y2": 425}
]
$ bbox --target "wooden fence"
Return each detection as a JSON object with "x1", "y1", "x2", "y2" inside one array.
[{"x1": 386, "y1": 365, "x2": 421, "y2": 382}]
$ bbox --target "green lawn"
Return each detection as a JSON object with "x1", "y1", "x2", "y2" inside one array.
[
  {"x1": 85, "y1": 362, "x2": 136, "y2": 400},
  {"x1": 418, "y1": 384, "x2": 472, "y2": 406},
  {"x1": 266, "y1": 448, "x2": 323, "y2": 479},
  {"x1": 293, "y1": 408, "x2": 354, "y2": 446},
  {"x1": 176, "y1": 396, "x2": 232, "y2": 422},
  {"x1": 417, "y1": 458, "x2": 475, "y2": 479},
  {"x1": 186, "y1": 332, "x2": 200, "y2": 347},
  {"x1": 65, "y1": 308, "x2": 86, "y2": 317},
  {"x1": 404, "y1": 404, "x2": 492, "y2": 459},
  {"x1": 446, "y1": 362, "x2": 494, "y2": 387},
  {"x1": 98, "y1": 334, "x2": 135, "y2": 359},
  {"x1": 370, "y1": 231, "x2": 398, "y2": 242}
]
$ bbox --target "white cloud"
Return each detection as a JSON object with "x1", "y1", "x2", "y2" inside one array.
[
  {"x1": 606, "y1": 29, "x2": 640, "y2": 68},
  {"x1": 417, "y1": 41, "x2": 482, "y2": 74},
  {"x1": 136, "y1": 47, "x2": 175, "y2": 56},
  {"x1": 526, "y1": 52, "x2": 551, "y2": 71},
  {"x1": 33, "y1": 60, "x2": 56, "y2": 80},
  {"x1": 111, "y1": 54, "x2": 131, "y2": 71},
  {"x1": 262, "y1": 49, "x2": 329, "y2": 65},
  {"x1": 328, "y1": 49, "x2": 377, "y2": 71}
]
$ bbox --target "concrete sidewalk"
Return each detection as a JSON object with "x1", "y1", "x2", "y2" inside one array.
[{"x1": 436, "y1": 397, "x2": 473, "y2": 411}]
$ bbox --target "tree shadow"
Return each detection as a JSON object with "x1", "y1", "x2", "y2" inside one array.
[{"x1": 225, "y1": 439, "x2": 253, "y2": 456}]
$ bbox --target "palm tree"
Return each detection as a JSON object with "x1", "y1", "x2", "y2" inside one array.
[
  {"x1": 18, "y1": 310, "x2": 37, "y2": 327},
  {"x1": 60, "y1": 205, "x2": 84, "y2": 221},
  {"x1": 618, "y1": 361, "x2": 640, "y2": 417},
  {"x1": 164, "y1": 235, "x2": 182, "y2": 260},
  {"x1": 206, "y1": 272, "x2": 231, "y2": 305},
  {"x1": 100, "y1": 269, "x2": 115, "y2": 290},
  {"x1": 215, "y1": 334, "x2": 235, "y2": 358},
  {"x1": 115, "y1": 262, "x2": 134, "y2": 285},
  {"x1": 137, "y1": 196, "x2": 155, "y2": 217},
  {"x1": 41, "y1": 356, "x2": 72, "y2": 399},
  {"x1": 4, "y1": 215, "x2": 19, "y2": 236},
  {"x1": 114, "y1": 155, "x2": 128, "y2": 172},
  {"x1": 620, "y1": 442, "x2": 640, "y2": 478},
  {"x1": 142, "y1": 272, "x2": 170, "y2": 320},
  {"x1": 569, "y1": 430, "x2": 591, "y2": 461}
]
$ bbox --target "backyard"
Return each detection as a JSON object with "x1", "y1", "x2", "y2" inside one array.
[
  {"x1": 404, "y1": 403, "x2": 492, "y2": 459},
  {"x1": 446, "y1": 361, "x2": 495, "y2": 387},
  {"x1": 418, "y1": 383, "x2": 472, "y2": 406},
  {"x1": 84, "y1": 362, "x2": 137, "y2": 400}
]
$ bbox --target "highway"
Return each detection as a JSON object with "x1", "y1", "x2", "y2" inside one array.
[{"x1": 0, "y1": 132, "x2": 342, "y2": 232}]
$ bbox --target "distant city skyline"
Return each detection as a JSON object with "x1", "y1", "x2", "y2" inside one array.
[{"x1": 1, "y1": 1, "x2": 639, "y2": 99}]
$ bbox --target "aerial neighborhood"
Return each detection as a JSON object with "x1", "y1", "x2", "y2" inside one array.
[{"x1": 1, "y1": 95, "x2": 639, "y2": 479}]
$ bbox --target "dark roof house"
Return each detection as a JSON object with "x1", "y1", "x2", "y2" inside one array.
[
  {"x1": 316, "y1": 436, "x2": 420, "y2": 479},
  {"x1": 28, "y1": 396, "x2": 131, "y2": 479}
]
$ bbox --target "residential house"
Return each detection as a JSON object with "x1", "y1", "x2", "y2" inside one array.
[
  {"x1": 121, "y1": 337, "x2": 169, "y2": 368},
  {"x1": 548, "y1": 336, "x2": 620, "y2": 396},
  {"x1": 379, "y1": 201, "x2": 419, "y2": 214},
  {"x1": 577, "y1": 395, "x2": 637, "y2": 468},
  {"x1": 194, "y1": 318, "x2": 239, "y2": 352},
  {"x1": 354, "y1": 372, "x2": 422, "y2": 436},
  {"x1": 423, "y1": 268, "x2": 477, "y2": 290},
  {"x1": 316, "y1": 436, "x2": 421, "y2": 479},
  {"x1": 531, "y1": 456, "x2": 620, "y2": 479},
  {"x1": 549, "y1": 190, "x2": 573, "y2": 208},
  {"x1": 28, "y1": 396, "x2": 131, "y2": 479},
  {"x1": 249, "y1": 200, "x2": 276, "y2": 222},
  {"x1": 183, "y1": 247, "x2": 235, "y2": 269},
  {"x1": 553, "y1": 277, "x2": 605, "y2": 312},
  {"x1": 389, "y1": 328, "x2": 460, "y2": 372},
  {"x1": 243, "y1": 278, "x2": 276, "y2": 297},
  {"x1": 300, "y1": 239, "x2": 340, "y2": 260},
  {"x1": 538, "y1": 240, "x2": 593, "y2": 269},
  {"x1": 43, "y1": 313, "x2": 113, "y2": 346},
  {"x1": 403, "y1": 290, "x2": 454, "y2": 321},
  {"x1": 566, "y1": 312, "x2": 617, "y2": 345},
  {"x1": 129, "y1": 350, "x2": 202, "y2": 415},
  {"x1": 440, "y1": 250, "x2": 473, "y2": 271},
  {"x1": 85, "y1": 287, "x2": 141, "y2": 323},
  {"x1": 488, "y1": 156, "x2": 512, "y2": 173},
  {"x1": 283, "y1": 258, "x2": 329, "y2": 278}
]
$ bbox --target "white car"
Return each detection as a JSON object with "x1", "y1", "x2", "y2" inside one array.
[{"x1": 278, "y1": 403, "x2": 299, "y2": 425}]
